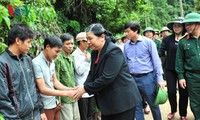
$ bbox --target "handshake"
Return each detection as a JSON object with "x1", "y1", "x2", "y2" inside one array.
[{"x1": 64, "y1": 86, "x2": 86, "y2": 100}]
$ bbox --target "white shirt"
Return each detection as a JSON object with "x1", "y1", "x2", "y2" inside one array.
[{"x1": 72, "y1": 48, "x2": 93, "y2": 98}]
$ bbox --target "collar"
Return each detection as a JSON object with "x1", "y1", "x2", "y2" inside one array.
[
  {"x1": 60, "y1": 50, "x2": 73, "y2": 61},
  {"x1": 186, "y1": 34, "x2": 199, "y2": 40},
  {"x1": 40, "y1": 51, "x2": 53, "y2": 65},
  {"x1": 6, "y1": 48, "x2": 26, "y2": 61},
  {"x1": 77, "y1": 47, "x2": 85, "y2": 55},
  {"x1": 129, "y1": 35, "x2": 143, "y2": 44}
]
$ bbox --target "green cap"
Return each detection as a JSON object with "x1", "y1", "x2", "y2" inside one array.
[
  {"x1": 154, "y1": 29, "x2": 159, "y2": 34},
  {"x1": 143, "y1": 27, "x2": 155, "y2": 35},
  {"x1": 160, "y1": 27, "x2": 170, "y2": 33},
  {"x1": 182, "y1": 12, "x2": 200, "y2": 23},
  {"x1": 167, "y1": 17, "x2": 184, "y2": 30},
  {"x1": 154, "y1": 86, "x2": 168, "y2": 106}
]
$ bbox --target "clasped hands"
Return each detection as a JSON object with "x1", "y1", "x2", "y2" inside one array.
[{"x1": 67, "y1": 86, "x2": 86, "y2": 100}]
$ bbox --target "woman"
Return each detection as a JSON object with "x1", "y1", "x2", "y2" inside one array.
[
  {"x1": 159, "y1": 17, "x2": 188, "y2": 120},
  {"x1": 73, "y1": 23, "x2": 141, "y2": 120}
]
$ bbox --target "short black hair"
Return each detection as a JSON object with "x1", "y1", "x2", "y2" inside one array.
[
  {"x1": 44, "y1": 35, "x2": 63, "y2": 49},
  {"x1": 124, "y1": 21, "x2": 140, "y2": 34},
  {"x1": 8, "y1": 23, "x2": 35, "y2": 45},
  {"x1": 60, "y1": 33, "x2": 74, "y2": 43}
]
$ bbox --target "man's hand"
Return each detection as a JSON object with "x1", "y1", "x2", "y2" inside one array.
[
  {"x1": 73, "y1": 86, "x2": 86, "y2": 100},
  {"x1": 179, "y1": 79, "x2": 186, "y2": 89},
  {"x1": 40, "y1": 113, "x2": 47, "y2": 120},
  {"x1": 65, "y1": 90, "x2": 77, "y2": 98},
  {"x1": 157, "y1": 81, "x2": 165, "y2": 89}
]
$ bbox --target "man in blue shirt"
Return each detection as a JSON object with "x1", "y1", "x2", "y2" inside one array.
[{"x1": 124, "y1": 21, "x2": 164, "y2": 120}]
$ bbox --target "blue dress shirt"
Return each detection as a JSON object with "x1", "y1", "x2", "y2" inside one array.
[{"x1": 124, "y1": 36, "x2": 163, "y2": 82}]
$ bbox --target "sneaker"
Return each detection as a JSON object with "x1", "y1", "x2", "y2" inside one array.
[
  {"x1": 143, "y1": 107, "x2": 150, "y2": 114},
  {"x1": 180, "y1": 116, "x2": 188, "y2": 120},
  {"x1": 167, "y1": 113, "x2": 175, "y2": 120}
]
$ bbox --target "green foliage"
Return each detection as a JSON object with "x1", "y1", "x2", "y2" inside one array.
[
  {"x1": 0, "y1": 4, "x2": 10, "y2": 29},
  {"x1": 0, "y1": 0, "x2": 61, "y2": 57},
  {"x1": 0, "y1": 0, "x2": 197, "y2": 57},
  {"x1": 194, "y1": 0, "x2": 200, "y2": 11}
]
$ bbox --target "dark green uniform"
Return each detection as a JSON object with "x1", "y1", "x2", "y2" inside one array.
[
  {"x1": 154, "y1": 39, "x2": 161, "y2": 51},
  {"x1": 176, "y1": 34, "x2": 200, "y2": 119}
]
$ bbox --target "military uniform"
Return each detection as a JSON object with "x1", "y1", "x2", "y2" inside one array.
[
  {"x1": 176, "y1": 34, "x2": 200, "y2": 117},
  {"x1": 154, "y1": 39, "x2": 161, "y2": 50},
  {"x1": 175, "y1": 12, "x2": 200, "y2": 119}
]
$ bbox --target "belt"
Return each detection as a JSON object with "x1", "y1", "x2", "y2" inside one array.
[
  {"x1": 131, "y1": 71, "x2": 153, "y2": 77},
  {"x1": 187, "y1": 70, "x2": 200, "y2": 74}
]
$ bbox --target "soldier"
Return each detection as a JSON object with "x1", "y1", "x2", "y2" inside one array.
[
  {"x1": 159, "y1": 17, "x2": 188, "y2": 120},
  {"x1": 160, "y1": 26, "x2": 170, "y2": 39},
  {"x1": 175, "y1": 12, "x2": 200, "y2": 120},
  {"x1": 154, "y1": 29, "x2": 160, "y2": 40},
  {"x1": 143, "y1": 27, "x2": 161, "y2": 51}
]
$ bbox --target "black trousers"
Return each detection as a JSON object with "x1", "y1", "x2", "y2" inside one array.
[
  {"x1": 78, "y1": 96, "x2": 95, "y2": 120},
  {"x1": 101, "y1": 107, "x2": 135, "y2": 120},
  {"x1": 165, "y1": 70, "x2": 188, "y2": 116}
]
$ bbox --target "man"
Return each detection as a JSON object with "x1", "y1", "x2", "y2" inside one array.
[
  {"x1": 115, "y1": 35, "x2": 124, "y2": 51},
  {"x1": 176, "y1": 12, "x2": 200, "y2": 120},
  {"x1": 160, "y1": 26, "x2": 170, "y2": 39},
  {"x1": 143, "y1": 27, "x2": 161, "y2": 51},
  {"x1": 72, "y1": 32, "x2": 94, "y2": 120},
  {"x1": 160, "y1": 26, "x2": 170, "y2": 80},
  {"x1": 32, "y1": 35, "x2": 76, "y2": 120},
  {"x1": 124, "y1": 21, "x2": 164, "y2": 120},
  {"x1": 121, "y1": 35, "x2": 129, "y2": 43},
  {"x1": 0, "y1": 23, "x2": 46, "y2": 119},
  {"x1": 154, "y1": 29, "x2": 160, "y2": 40},
  {"x1": 55, "y1": 33, "x2": 80, "y2": 120}
]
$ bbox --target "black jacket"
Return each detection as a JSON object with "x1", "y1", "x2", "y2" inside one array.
[
  {"x1": 84, "y1": 41, "x2": 141, "y2": 115},
  {"x1": 0, "y1": 49, "x2": 43, "y2": 119},
  {"x1": 159, "y1": 34, "x2": 178, "y2": 71}
]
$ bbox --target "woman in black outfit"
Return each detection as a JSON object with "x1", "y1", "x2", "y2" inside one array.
[
  {"x1": 73, "y1": 23, "x2": 141, "y2": 120},
  {"x1": 159, "y1": 17, "x2": 189, "y2": 120}
]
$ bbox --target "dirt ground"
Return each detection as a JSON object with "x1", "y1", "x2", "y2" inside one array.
[{"x1": 144, "y1": 85, "x2": 194, "y2": 120}]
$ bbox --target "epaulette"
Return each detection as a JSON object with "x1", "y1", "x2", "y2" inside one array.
[{"x1": 179, "y1": 33, "x2": 189, "y2": 41}]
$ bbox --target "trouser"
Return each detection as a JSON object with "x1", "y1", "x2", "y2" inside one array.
[
  {"x1": 185, "y1": 71, "x2": 200, "y2": 120},
  {"x1": 142, "y1": 97, "x2": 148, "y2": 109},
  {"x1": 101, "y1": 107, "x2": 135, "y2": 120},
  {"x1": 132, "y1": 71, "x2": 162, "y2": 120},
  {"x1": 166, "y1": 70, "x2": 188, "y2": 116},
  {"x1": 78, "y1": 97, "x2": 95, "y2": 120},
  {"x1": 94, "y1": 112, "x2": 101, "y2": 120},
  {"x1": 60, "y1": 102, "x2": 80, "y2": 120},
  {"x1": 44, "y1": 107, "x2": 60, "y2": 120}
]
